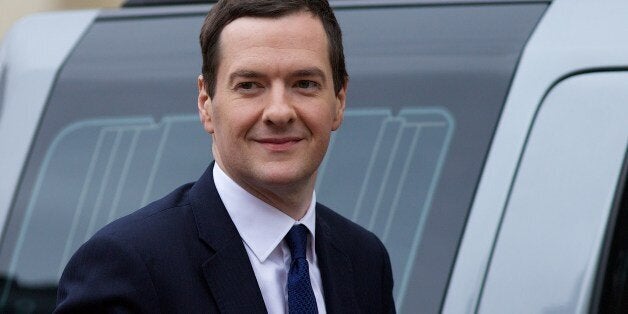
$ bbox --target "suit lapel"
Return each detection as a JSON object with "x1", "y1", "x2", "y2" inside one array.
[
  {"x1": 189, "y1": 165, "x2": 267, "y2": 313},
  {"x1": 188, "y1": 165, "x2": 360, "y2": 313},
  {"x1": 316, "y1": 206, "x2": 359, "y2": 313},
  {"x1": 201, "y1": 239, "x2": 267, "y2": 313}
]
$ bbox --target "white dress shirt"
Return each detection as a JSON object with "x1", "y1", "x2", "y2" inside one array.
[{"x1": 213, "y1": 164, "x2": 327, "y2": 313}]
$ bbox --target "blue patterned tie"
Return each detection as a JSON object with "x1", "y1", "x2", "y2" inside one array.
[{"x1": 285, "y1": 224, "x2": 318, "y2": 314}]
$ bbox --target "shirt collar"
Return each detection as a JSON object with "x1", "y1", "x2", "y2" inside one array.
[{"x1": 213, "y1": 163, "x2": 316, "y2": 262}]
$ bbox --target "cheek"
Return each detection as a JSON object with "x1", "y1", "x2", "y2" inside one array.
[
  {"x1": 209, "y1": 107, "x2": 236, "y2": 150},
  {"x1": 213, "y1": 103, "x2": 259, "y2": 136},
  {"x1": 304, "y1": 107, "x2": 337, "y2": 134}
]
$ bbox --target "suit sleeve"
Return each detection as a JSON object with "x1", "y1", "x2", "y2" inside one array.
[
  {"x1": 378, "y1": 238, "x2": 396, "y2": 314},
  {"x1": 54, "y1": 233, "x2": 160, "y2": 314}
]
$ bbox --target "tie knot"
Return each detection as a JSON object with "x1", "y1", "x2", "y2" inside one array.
[{"x1": 285, "y1": 224, "x2": 309, "y2": 260}]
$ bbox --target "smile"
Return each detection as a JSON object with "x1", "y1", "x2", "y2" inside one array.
[{"x1": 255, "y1": 137, "x2": 302, "y2": 151}]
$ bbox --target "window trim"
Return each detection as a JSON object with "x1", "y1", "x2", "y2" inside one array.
[{"x1": 590, "y1": 145, "x2": 628, "y2": 313}]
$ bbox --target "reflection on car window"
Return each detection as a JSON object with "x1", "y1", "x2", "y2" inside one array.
[
  {"x1": 318, "y1": 108, "x2": 453, "y2": 305},
  {"x1": 0, "y1": 108, "x2": 453, "y2": 310}
]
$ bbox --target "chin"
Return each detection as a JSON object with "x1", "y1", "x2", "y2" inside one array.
[{"x1": 255, "y1": 165, "x2": 315, "y2": 188}]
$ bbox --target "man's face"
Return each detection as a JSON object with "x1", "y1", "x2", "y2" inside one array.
[{"x1": 198, "y1": 11, "x2": 346, "y2": 199}]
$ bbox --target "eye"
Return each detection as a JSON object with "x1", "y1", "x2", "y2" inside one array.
[
  {"x1": 234, "y1": 81, "x2": 262, "y2": 94},
  {"x1": 236, "y1": 82, "x2": 255, "y2": 90},
  {"x1": 295, "y1": 80, "x2": 320, "y2": 90}
]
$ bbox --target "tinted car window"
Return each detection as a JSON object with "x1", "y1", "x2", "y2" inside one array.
[
  {"x1": 0, "y1": 3, "x2": 546, "y2": 312},
  {"x1": 594, "y1": 148, "x2": 628, "y2": 313}
]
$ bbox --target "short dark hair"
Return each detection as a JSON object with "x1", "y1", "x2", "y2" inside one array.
[{"x1": 199, "y1": 0, "x2": 348, "y2": 97}]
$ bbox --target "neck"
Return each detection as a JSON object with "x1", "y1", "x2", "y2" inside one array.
[
  {"x1": 215, "y1": 161, "x2": 315, "y2": 220},
  {"x1": 244, "y1": 180, "x2": 314, "y2": 220}
]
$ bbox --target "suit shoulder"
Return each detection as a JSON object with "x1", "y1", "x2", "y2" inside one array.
[
  {"x1": 92, "y1": 182, "x2": 195, "y2": 245},
  {"x1": 316, "y1": 203, "x2": 384, "y2": 251}
]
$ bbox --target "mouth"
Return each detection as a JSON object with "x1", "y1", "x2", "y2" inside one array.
[{"x1": 255, "y1": 137, "x2": 302, "y2": 151}]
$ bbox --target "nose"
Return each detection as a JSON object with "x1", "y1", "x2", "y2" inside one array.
[{"x1": 262, "y1": 85, "x2": 296, "y2": 128}]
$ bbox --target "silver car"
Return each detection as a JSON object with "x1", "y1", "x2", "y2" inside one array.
[{"x1": 0, "y1": 0, "x2": 626, "y2": 312}]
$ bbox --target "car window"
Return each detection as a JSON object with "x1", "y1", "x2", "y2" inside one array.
[
  {"x1": 0, "y1": 3, "x2": 546, "y2": 312},
  {"x1": 593, "y1": 148, "x2": 628, "y2": 313}
]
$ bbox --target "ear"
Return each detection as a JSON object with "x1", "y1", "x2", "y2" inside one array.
[
  {"x1": 331, "y1": 80, "x2": 347, "y2": 131},
  {"x1": 197, "y1": 75, "x2": 214, "y2": 134}
]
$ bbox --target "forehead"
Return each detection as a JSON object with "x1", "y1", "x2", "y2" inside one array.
[{"x1": 217, "y1": 11, "x2": 331, "y2": 74}]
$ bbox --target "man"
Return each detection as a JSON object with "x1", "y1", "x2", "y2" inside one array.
[{"x1": 55, "y1": 0, "x2": 395, "y2": 313}]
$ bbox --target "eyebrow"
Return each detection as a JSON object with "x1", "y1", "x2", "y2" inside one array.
[
  {"x1": 228, "y1": 67, "x2": 327, "y2": 85},
  {"x1": 228, "y1": 70, "x2": 263, "y2": 86},
  {"x1": 291, "y1": 67, "x2": 326, "y2": 81}
]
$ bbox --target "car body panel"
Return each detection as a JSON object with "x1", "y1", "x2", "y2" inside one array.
[
  {"x1": 444, "y1": 0, "x2": 628, "y2": 312},
  {"x1": 481, "y1": 71, "x2": 628, "y2": 313}
]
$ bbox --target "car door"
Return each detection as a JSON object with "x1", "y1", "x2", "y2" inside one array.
[{"x1": 479, "y1": 71, "x2": 628, "y2": 312}]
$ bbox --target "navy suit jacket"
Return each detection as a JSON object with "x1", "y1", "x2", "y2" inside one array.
[{"x1": 55, "y1": 165, "x2": 395, "y2": 313}]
